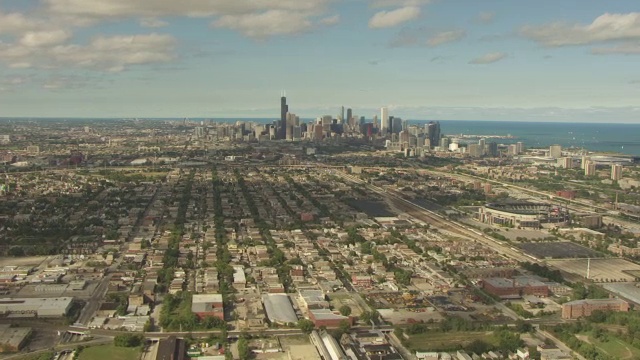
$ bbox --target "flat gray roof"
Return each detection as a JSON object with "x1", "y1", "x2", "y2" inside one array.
[{"x1": 262, "y1": 294, "x2": 297, "y2": 324}]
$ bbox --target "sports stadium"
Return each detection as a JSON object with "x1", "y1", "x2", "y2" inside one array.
[{"x1": 478, "y1": 201, "x2": 570, "y2": 229}]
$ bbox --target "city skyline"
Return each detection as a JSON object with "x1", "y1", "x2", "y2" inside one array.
[{"x1": 0, "y1": 0, "x2": 639, "y2": 122}]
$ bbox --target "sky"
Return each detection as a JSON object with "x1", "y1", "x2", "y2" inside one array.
[{"x1": 0, "y1": 0, "x2": 639, "y2": 122}]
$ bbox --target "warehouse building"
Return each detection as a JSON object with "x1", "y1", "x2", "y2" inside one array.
[
  {"x1": 309, "y1": 309, "x2": 354, "y2": 328},
  {"x1": 0, "y1": 297, "x2": 73, "y2": 318},
  {"x1": 191, "y1": 294, "x2": 224, "y2": 320},
  {"x1": 262, "y1": 294, "x2": 298, "y2": 325},
  {"x1": 0, "y1": 324, "x2": 31, "y2": 352}
]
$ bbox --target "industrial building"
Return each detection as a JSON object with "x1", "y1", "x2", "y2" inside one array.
[
  {"x1": 0, "y1": 324, "x2": 31, "y2": 352},
  {"x1": 191, "y1": 294, "x2": 224, "y2": 320},
  {"x1": 156, "y1": 335, "x2": 186, "y2": 360},
  {"x1": 262, "y1": 294, "x2": 298, "y2": 324},
  {"x1": 310, "y1": 330, "x2": 348, "y2": 360},
  {"x1": 561, "y1": 298, "x2": 629, "y2": 319},
  {"x1": 299, "y1": 289, "x2": 330, "y2": 309},
  {"x1": 481, "y1": 277, "x2": 550, "y2": 299},
  {"x1": 308, "y1": 309, "x2": 353, "y2": 328},
  {"x1": 0, "y1": 297, "x2": 73, "y2": 318}
]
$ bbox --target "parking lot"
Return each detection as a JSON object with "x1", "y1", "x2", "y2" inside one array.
[
  {"x1": 547, "y1": 258, "x2": 640, "y2": 282},
  {"x1": 520, "y1": 242, "x2": 602, "y2": 259}
]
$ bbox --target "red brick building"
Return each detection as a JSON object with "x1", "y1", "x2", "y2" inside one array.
[
  {"x1": 556, "y1": 190, "x2": 577, "y2": 200},
  {"x1": 309, "y1": 309, "x2": 354, "y2": 328},
  {"x1": 562, "y1": 299, "x2": 629, "y2": 319},
  {"x1": 351, "y1": 275, "x2": 373, "y2": 288},
  {"x1": 481, "y1": 276, "x2": 550, "y2": 299},
  {"x1": 191, "y1": 294, "x2": 224, "y2": 320}
]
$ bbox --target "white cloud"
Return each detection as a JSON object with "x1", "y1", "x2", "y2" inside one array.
[
  {"x1": 43, "y1": 0, "x2": 330, "y2": 19},
  {"x1": 0, "y1": 33, "x2": 176, "y2": 72},
  {"x1": 427, "y1": 29, "x2": 465, "y2": 46},
  {"x1": 0, "y1": 75, "x2": 30, "y2": 92},
  {"x1": 521, "y1": 12, "x2": 640, "y2": 47},
  {"x1": 591, "y1": 42, "x2": 640, "y2": 55},
  {"x1": 40, "y1": 0, "x2": 332, "y2": 39},
  {"x1": 475, "y1": 11, "x2": 495, "y2": 24},
  {"x1": 0, "y1": 11, "x2": 43, "y2": 34},
  {"x1": 469, "y1": 52, "x2": 507, "y2": 64},
  {"x1": 213, "y1": 10, "x2": 313, "y2": 38},
  {"x1": 369, "y1": 6, "x2": 420, "y2": 29},
  {"x1": 139, "y1": 18, "x2": 169, "y2": 28},
  {"x1": 20, "y1": 30, "x2": 71, "y2": 47},
  {"x1": 320, "y1": 14, "x2": 340, "y2": 26}
]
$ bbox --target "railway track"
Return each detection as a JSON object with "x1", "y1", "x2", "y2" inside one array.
[{"x1": 332, "y1": 170, "x2": 534, "y2": 263}]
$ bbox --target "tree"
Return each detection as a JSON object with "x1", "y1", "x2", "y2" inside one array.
[
  {"x1": 339, "y1": 319, "x2": 352, "y2": 334},
  {"x1": 589, "y1": 310, "x2": 607, "y2": 323},
  {"x1": 465, "y1": 339, "x2": 492, "y2": 354},
  {"x1": 238, "y1": 336, "x2": 250, "y2": 360},
  {"x1": 360, "y1": 310, "x2": 380, "y2": 325},
  {"x1": 297, "y1": 319, "x2": 315, "y2": 333},
  {"x1": 339, "y1": 305, "x2": 352, "y2": 316},
  {"x1": 114, "y1": 334, "x2": 143, "y2": 347}
]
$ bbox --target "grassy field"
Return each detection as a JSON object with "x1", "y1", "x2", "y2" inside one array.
[
  {"x1": 78, "y1": 345, "x2": 141, "y2": 360},
  {"x1": 579, "y1": 334, "x2": 640, "y2": 360},
  {"x1": 404, "y1": 331, "x2": 496, "y2": 352}
]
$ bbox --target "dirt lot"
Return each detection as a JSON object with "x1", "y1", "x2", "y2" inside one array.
[
  {"x1": 279, "y1": 336, "x2": 320, "y2": 360},
  {"x1": 547, "y1": 258, "x2": 640, "y2": 282},
  {"x1": 327, "y1": 293, "x2": 364, "y2": 317},
  {"x1": 0, "y1": 256, "x2": 50, "y2": 268},
  {"x1": 377, "y1": 308, "x2": 444, "y2": 324}
]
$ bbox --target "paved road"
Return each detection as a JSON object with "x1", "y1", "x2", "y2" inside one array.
[
  {"x1": 539, "y1": 329, "x2": 586, "y2": 360},
  {"x1": 77, "y1": 273, "x2": 112, "y2": 325},
  {"x1": 76, "y1": 183, "x2": 162, "y2": 326}
]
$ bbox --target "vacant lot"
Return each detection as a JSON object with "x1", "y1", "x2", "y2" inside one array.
[
  {"x1": 519, "y1": 242, "x2": 601, "y2": 259},
  {"x1": 78, "y1": 345, "x2": 140, "y2": 360},
  {"x1": 404, "y1": 331, "x2": 496, "y2": 352},
  {"x1": 0, "y1": 256, "x2": 49, "y2": 267},
  {"x1": 577, "y1": 334, "x2": 640, "y2": 360},
  {"x1": 547, "y1": 258, "x2": 640, "y2": 282}
]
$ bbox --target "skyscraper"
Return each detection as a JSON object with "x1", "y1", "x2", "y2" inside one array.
[
  {"x1": 426, "y1": 121, "x2": 441, "y2": 149},
  {"x1": 346, "y1": 108, "x2": 352, "y2": 125},
  {"x1": 549, "y1": 144, "x2": 562, "y2": 159},
  {"x1": 611, "y1": 164, "x2": 623, "y2": 181},
  {"x1": 380, "y1": 107, "x2": 388, "y2": 134},
  {"x1": 584, "y1": 160, "x2": 596, "y2": 176},
  {"x1": 279, "y1": 93, "x2": 288, "y2": 139}
]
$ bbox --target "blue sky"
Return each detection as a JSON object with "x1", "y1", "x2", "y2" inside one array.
[{"x1": 0, "y1": 0, "x2": 639, "y2": 122}]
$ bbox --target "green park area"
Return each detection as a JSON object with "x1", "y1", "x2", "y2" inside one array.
[
  {"x1": 78, "y1": 345, "x2": 141, "y2": 360},
  {"x1": 403, "y1": 331, "x2": 497, "y2": 352}
]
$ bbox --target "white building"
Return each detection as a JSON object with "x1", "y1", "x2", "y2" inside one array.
[
  {"x1": 549, "y1": 144, "x2": 562, "y2": 159},
  {"x1": 611, "y1": 164, "x2": 623, "y2": 181},
  {"x1": 380, "y1": 107, "x2": 388, "y2": 135}
]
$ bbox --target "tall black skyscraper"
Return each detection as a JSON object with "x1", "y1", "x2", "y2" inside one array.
[
  {"x1": 279, "y1": 93, "x2": 288, "y2": 139},
  {"x1": 346, "y1": 108, "x2": 352, "y2": 124},
  {"x1": 427, "y1": 121, "x2": 441, "y2": 149}
]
